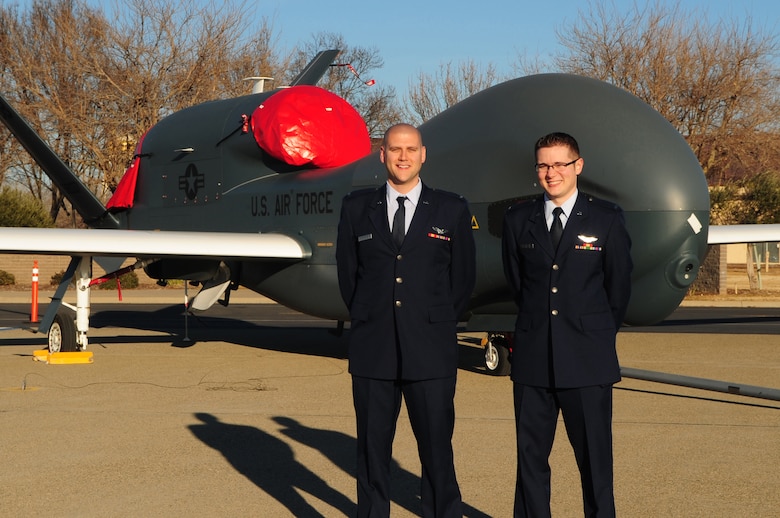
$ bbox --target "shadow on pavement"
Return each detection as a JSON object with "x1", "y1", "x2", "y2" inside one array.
[
  {"x1": 189, "y1": 413, "x2": 354, "y2": 516},
  {"x1": 3, "y1": 304, "x2": 490, "y2": 373},
  {"x1": 189, "y1": 413, "x2": 490, "y2": 517}
]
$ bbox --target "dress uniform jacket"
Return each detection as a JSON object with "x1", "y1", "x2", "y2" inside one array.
[
  {"x1": 502, "y1": 192, "x2": 632, "y2": 388},
  {"x1": 337, "y1": 183, "x2": 476, "y2": 381}
]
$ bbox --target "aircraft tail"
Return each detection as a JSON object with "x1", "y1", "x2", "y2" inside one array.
[
  {"x1": 0, "y1": 93, "x2": 119, "y2": 229},
  {"x1": 288, "y1": 49, "x2": 340, "y2": 86}
]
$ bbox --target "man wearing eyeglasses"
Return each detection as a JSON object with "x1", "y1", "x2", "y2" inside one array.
[{"x1": 501, "y1": 132, "x2": 633, "y2": 517}]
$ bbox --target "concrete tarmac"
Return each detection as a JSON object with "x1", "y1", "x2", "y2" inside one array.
[{"x1": 0, "y1": 291, "x2": 778, "y2": 516}]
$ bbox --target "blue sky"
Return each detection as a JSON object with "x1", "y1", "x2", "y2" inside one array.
[
  {"x1": 264, "y1": 0, "x2": 779, "y2": 98},
  {"x1": 14, "y1": 0, "x2": 780, "y2": 98}
]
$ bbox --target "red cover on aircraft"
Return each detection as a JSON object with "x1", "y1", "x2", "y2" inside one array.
[
  {"x1": 251, "y1": 85, "x2": 370, "y2": 167},
  {"x1": 106, "y1": 132, "x2": 147, "y2": 210}
]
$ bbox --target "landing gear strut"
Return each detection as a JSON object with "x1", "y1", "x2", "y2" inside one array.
[
  {"x1": 483, "y1": 332, "x2": 511, "y2": 376},
  {"x1": 38, "y1": 255, "x2": 92, "y2": 353}
]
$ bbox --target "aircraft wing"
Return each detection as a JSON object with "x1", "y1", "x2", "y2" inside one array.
[
  {"x1": 708, "y1": 224, "x2": 780, "y2": 245},
  {"x1": 0, "y1": 227, "x2": 310, "y2": 260}
]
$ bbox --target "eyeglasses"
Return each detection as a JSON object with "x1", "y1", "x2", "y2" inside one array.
[{"x1": 535, "y1": 158, "x2": 580, "y2": 173}]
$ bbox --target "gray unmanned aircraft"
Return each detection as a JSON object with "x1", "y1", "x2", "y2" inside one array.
[{"x1": 1, "y1": 50, "x2": 778, "y2": 396}]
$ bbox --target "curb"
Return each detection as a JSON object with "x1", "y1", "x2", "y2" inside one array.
[{"x1": 0, "y1": 288, "x2": 273, "y2": 305}]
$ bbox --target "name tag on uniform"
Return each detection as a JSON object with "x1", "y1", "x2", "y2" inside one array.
[
  {"x1": 519, "y1": 243, "x2": 534, "y2": 249},
  {"x1": 358, "y1": 233, "x2": 373, "y2": 242}
]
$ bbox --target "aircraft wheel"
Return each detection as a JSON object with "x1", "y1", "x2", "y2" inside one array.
[
  {"x1": 48, "y1": 312, "x2": 78, "y2": 353},
  {"x1": 484, "y1": 335, "x2": 511, "y2": 376}
]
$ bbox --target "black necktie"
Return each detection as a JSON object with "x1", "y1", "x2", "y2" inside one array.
[
  {"x1": 392, "y1": 196, "x2": 407, "y2": 247},
  {"x1": 550, "y1": 207, "x2": 563, "y2": 250}
]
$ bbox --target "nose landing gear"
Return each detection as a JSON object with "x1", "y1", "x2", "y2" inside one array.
[{"x1": 482, "y1": 332, "x2": 511, "y2": 376}]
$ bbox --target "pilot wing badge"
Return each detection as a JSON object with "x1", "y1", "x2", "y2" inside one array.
[
  {"x1": 576, "y1": 234, "x2": 602, "y2": 251},
  {"x1": 428, "y1": 226, "x2": 451, "y2": 241}
]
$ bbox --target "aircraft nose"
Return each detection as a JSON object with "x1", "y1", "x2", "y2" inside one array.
[{"x1": 623, "y1": 210, "x2": 709, "y2": 326}]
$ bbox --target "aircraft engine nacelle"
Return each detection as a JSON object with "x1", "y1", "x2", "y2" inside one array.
[{"x1": 356, "y1": 74, "x2": 709, "y2": 327}]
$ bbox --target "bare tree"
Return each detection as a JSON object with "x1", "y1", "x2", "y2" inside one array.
[
  {"x1": 405, "y1": 60, "x2": 505, "y2": 125},
  {"x1": 92, "y1": 0, "x2": 285, "y2": 191},
  {"x1": 0, "y1": 0, "x2": 111, "y2": 224},
  {"x1": 288, "y1": 33, "x2": 403, "y2": 138},
  {"x1": 0, "y1": 0, "x2": 285, "y2": 225},
  {"x1": 552, "y1": 0, "x2": 780, "y2": 185}
]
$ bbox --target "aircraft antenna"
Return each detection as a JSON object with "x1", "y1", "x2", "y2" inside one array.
[{"x1": 243, "y1": 76, "x2": 274, "y2": 94}]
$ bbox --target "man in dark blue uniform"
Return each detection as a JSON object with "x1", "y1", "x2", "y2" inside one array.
[
  {"x1": 502, "y1": 132, "x2": 632, "y2": 517},
  {"x1": 337, "y1": 123, "x2": 476, "y2": 517}
]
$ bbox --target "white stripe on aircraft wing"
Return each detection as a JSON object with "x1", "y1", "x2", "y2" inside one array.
[
  {"x1": 0, "y1": 227, "x2": 310, "y2": 259},
  {"x1": 708, "y1": 224, "x2": 780, "y2": 245}
]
